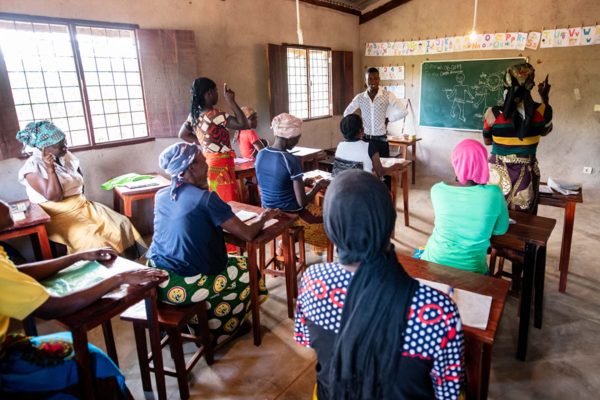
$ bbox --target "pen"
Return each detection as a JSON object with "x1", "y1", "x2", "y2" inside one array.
[{"x1": 448, "y1": 286, "x2": 454, "y2": 298}]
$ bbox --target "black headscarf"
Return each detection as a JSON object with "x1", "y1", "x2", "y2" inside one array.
[
  {"x1": 502, "y1": 63, "x2": 537, "y2": 140},
  {"x1": 324, "y1": 170, "x2": 419, "y2": 399}
]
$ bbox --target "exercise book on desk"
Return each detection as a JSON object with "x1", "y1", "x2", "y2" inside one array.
[
  {"x1": 417, "y1": 278, "x2": 492, "y2": 330},
  {"x1": 303, "y1": 170, "x2": 332, "y2": 181},
  {"x1": 41, "y1": 259, "x2": 143, "y2": 296}
]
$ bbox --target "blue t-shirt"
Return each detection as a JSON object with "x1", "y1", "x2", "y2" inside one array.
[
  {"x1": 147, "y1": 184, "x2": 235, "y2": 277},
  {"x1": 255, "y1": 147, "x2": 304, "y2": 211}
]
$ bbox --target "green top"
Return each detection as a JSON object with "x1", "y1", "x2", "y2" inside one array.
[{"x1": 422, "y1": 182, "x2": 509, "y2": 274}]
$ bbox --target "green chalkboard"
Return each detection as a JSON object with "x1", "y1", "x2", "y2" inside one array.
[{"x1": 419, "y1": 58, "x2": 525, "y2": 131}]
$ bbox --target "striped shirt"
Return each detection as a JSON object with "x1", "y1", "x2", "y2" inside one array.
[{"x1": 483, "y1": 103, "x2": 553, "y2": 156}]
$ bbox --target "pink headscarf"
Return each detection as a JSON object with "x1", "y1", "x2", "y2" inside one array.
[{"x1": 451, "y1": 139, "x2": 489, "y2": 185}]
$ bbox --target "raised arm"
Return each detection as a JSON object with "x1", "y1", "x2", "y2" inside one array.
[
  {"x1": 24, "y1": 148, "x2": 64, "y2": 201},
  {"x1": 220, "y1": 209, "x2": 280, "y2": 242},
  {"x1": 223, "y1": 83, "x2": 249, "y2": 130}
]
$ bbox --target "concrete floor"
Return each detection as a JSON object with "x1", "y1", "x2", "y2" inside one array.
[{"x1": 33, "y1": 174, "x2": 600, "y2": 399}]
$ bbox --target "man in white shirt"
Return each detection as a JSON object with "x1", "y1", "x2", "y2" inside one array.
[{"x1": 344, "y1": 67, "x2": 408, "y2": 187}]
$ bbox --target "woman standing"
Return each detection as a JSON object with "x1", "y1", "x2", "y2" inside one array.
[
  {"x1": 483, "y1": 63, "x2": 552, "y2": 214},
  {"x1": 16, "y1": 120, "x2": 146, "y2": 257},
  {"x1": 179, "y1": 78, "x2": 249, "y2": 202}
]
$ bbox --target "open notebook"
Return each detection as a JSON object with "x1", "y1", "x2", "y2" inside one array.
[
  {"x1": 417, "y1": 278, "x2": 492, "y2": 330},
  {"x1": 233, "y1": 210, "x2": 278, "y2": 230}
]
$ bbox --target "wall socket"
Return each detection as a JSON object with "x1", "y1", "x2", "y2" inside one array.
[{"x1": 583, "y1": 167, "x2": 593, "y2": 174}]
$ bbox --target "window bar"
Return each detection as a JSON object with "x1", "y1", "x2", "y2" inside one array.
[
  {"x1": 306, "y1": 49, "x2": 312, "y2": 119},
  {"x1": 134, "y1": 29, "x2": 149, "y2": 139},
  {"x1": 69, "y1": 23, "x2": 96, "y2": 146}
]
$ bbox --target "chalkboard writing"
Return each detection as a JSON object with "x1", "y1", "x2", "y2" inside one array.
[{"x1": 419, "y1": 58, "x2": 524, "y2": 131}]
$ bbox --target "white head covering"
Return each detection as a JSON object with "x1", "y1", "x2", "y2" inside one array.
[{"x1": 271, "y1": 113, "x2": 302, "y2": 139}]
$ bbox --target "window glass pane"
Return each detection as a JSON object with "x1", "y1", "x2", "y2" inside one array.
[
  {"x1": 72, "y1": 24, "x2": 146, "y2": 143},
  {"x1": 286, "y1": 48, "x2": 309, "y2": 119},
  {"x1": 308, "y1": 49, "x2": 331, "y2": 118},
  {"x1": 0, "y1": 19, "x2": 88, "y2": 146}
]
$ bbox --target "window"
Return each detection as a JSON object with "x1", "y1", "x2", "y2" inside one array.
[
  {"x1": 0, "y1": 17, "x2": 148, "y2": 148},
  {"x1": 286, "y1": 46, "x2": 331, "y2": 119}
]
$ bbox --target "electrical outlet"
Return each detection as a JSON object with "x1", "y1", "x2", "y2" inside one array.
[{"x1": 583, "y1": 167, "x2": 593, "y2": 174}]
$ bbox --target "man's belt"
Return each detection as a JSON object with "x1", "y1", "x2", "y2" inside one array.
[{"x1": 364, "y1": 135, "x2": 387, "y2": 142}]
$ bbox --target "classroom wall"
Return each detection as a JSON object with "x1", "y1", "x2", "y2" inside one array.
[
  {"x1": 360, "y1": 0, "x2": 600, "y2": 200},
  {"x1": 0, "y1": 0, "x2": 361, "y2": 205}
]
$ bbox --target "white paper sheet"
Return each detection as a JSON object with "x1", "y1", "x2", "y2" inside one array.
[
  {"x1": 380, "y1": 157, "x2": 406, "y2": 168},
  {"x1": 235, "y1": 210, "x2": 259, "y2": 222},
  {"x1": 417, "y1": 278, "x2": 492, "y2": 330}
]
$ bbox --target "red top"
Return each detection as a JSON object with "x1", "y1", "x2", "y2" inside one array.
[{"x1": 237, "y1": 129, "x2": 260, "y2": 159}]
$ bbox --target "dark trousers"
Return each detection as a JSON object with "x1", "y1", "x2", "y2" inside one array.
[{"x1": 366, "y1": 137, "x2": 391, "y2": 189}]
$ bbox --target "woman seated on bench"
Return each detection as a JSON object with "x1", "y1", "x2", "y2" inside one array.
[
  {"x1": 0, "y1": 199, "x2": 166, "y2": 398},
  {"x1": 333, "y1": 114, "x2": 402, "y2": 177},
  {"x1": 16, "y1": 120, "x2": 146, "y2": 258},
  {"x1": 146, "y1": 143, "x2": 277, "y2": 345},
  {"x1": 419, "y1": 139, "x2": 509, "y2": 274},
  {"x1": 294, "y1": 170, "x2": 464, "y2": 399},
  {"x1": 254, "y1": 113, "x2": 329, "y2": 251}
]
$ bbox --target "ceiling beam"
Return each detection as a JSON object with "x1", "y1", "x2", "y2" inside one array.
[
  {"x1": 359, "y1": 0, "x2": 411, "y2": 24},
  {"x1": 298, "y1": 0, "x2": 362, "y2": 17}
]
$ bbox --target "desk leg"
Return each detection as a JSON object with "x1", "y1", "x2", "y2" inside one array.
[
  {"x1": 72, "y1": 327, "x2": 95, "y2": 400},
  {"x1": 145, "y1": 289, "x2": 166, "y2": 400},
  {"x1": 464, "y1": 336, "x2": 483, "y2": 400},
  {"x1": 102, "y1": 319, "x2": 119, "y2": 366},
  {"x1": 402, "y1": 169, "x2": 409, "y2": 226},
  {"x1": 480, "y1": 343, "x2": 493, "y2": 399},
  {"x1": 283, "y1": 229, "x2": 295, "y2": 319},
  {"x1": 123, "y1": 198, "x2": 133, "y2": 218},
  {"x1": 34, "y1": 225, "x2": 53, "y2": 260},
  {"x1": 411, "y1": 143, "x2": 416, "y2": 184},
  {"x1": 534, "y1": 246, "x2": 546, "y2": 329},
  {"x1": 517, "y1": 243, "x2": 535, "y2": 361},
  {"x1": 113, "y1": 190, "x2": 121, "y2": 213},
  {"x1": 559, "y1": 202, "x2": 576, "y2": 293},
  {"x1": 247, "y1": 242, "x2": 262, "y2": 346}
]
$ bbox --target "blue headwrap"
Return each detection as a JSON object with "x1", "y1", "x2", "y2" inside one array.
[
  {"x1": 158, "y1": 142, "x2": 199, "y2": 200},
  {"x1": 16, "y1": 120, "x2": 65, "y2": 149}
]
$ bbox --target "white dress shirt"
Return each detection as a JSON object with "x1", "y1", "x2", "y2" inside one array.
[{"x1": 343, "y1": 88, "x2": 408, "y2": 136}]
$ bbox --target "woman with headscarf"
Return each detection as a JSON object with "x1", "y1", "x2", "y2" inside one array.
[
  {"x1": 178, "y1": 77, "x2": 248, "y2": 202},
  {"x1": 16, "y1": 120, "x2": 146, "y2": 257},
  {"x1": 234, "y1": 106, "x2": 267, "y2": 159},
  {"x1": 0, "y1": 198, "x2": 166, "y2": 398},
  {"x1": 483, "y1": 62, "x2": 553, "y2": 214},
  {"x1": 255, "y1": 113, "x2": 330, "y2": 249},
  {"x1": 146, "y1": 142, "x2": 278, "y2": 345},
  {"x1": 420, "y1": 139, "x2": 509, "y2": 274},
  {"x1": 294, "y1": 170, "x2": 464, "y2": 399}
]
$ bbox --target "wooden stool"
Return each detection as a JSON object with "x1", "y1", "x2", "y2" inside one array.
[
  {"x1": 120, "y1": 301, "x2": 214, "y2": 400},
  {"x1": 260, "y1": 226, "x2": 308, "y2": 318},
  {"x1": 489, "y1": 247, "x2": 524, "y2": 293}
]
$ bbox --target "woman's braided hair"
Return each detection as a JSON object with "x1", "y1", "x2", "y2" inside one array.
[{"x1": 190, "y1": 77, "x2": 217, "y2": 125}]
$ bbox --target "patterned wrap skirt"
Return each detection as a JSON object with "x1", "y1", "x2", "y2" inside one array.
[
  {"x1": 292, "y1": 203, "x2": 330, "y2": 249},
  {"x1": 0, "y1": 332, "x2": 129, "y2": 399},
  {"x1": 39, "y1": 194, "x2": 146, "y2": 254},
  {"x1": 149, "y1": 256, "x2": 268, "y2": 345},
  {"x1": 488, "y1": 154, "x2": 540, "y2": 214},
  {"x1": 205, "y1": 151, "x2": 240, "y2": 202}
]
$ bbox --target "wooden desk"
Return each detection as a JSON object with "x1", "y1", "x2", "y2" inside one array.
[
  {"x1": 224, "y1": 202, "x2": 298, "y2": 345},
  {"x1": 290, "y1": 146, "x2": 326, "y2": 171},
  {"x1": 491, "y1": 211, "x2": 555, "y2": 361},
  {"x1": 113, "y1": 175, "x2": 170, "y2": 218},
  {"x1": 538, "y1": 184, "x2": 583, "y2": 293},
  {"x1": 398, "y1": 254, "x2": 510, "y2": 400},
  {"x1": 387, "y1": 136, "x2": 422, "y2": 184},
  {"x1": 234, "y1": 160, "x2": 256, "y2": 204},
  {"x1": 0, "y1": 201, "x2": 52, "y2": 260},
  {"x1": 55, "y1": 257, "x2": 168, "y2": 400},
  {"x1": 387, "y1": 159, "x2": 412, "y2": 228}
]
